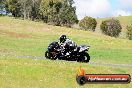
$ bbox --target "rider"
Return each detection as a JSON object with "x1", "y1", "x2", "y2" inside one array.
[{"x1": 59, "y1": 35, "x2": 77, "y2": 56}]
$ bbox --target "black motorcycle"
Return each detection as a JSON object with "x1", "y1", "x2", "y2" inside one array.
[{"x1": 45, "y1": 41, "x2": 90, "y2": 63}]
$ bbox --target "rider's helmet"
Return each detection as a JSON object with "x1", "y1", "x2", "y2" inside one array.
[{"x1": 60, "y1": 35, "x2": 67, "y2": 43}]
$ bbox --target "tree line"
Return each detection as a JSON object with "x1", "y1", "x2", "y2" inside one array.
[
  {"x1": 0, "y1": 0, "x2": 131, "y2": 40},
  {"x1": 1, "y1": 0, "x2": 78, "y2": 27}
]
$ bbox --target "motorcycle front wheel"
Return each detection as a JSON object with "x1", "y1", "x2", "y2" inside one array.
[
  {"x1": 83, "y1": 52, "x2": 90, "y2": 63},
  {"x1": 77, "y1": 52, "x2": 90, "y2": 63}
]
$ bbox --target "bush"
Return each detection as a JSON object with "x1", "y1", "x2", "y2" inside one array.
[
  {"x1": 100, "y1": 19, "x2": 122, "y2": 37},
  {"x1": 79, "y1": 16, "x2": 97, "y2": 31},
  {"x1": 126, "y1": 24, "x2": 132, "y2": 40}
]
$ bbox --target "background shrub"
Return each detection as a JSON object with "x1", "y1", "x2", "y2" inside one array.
[
  {"x1": 79, "y1": 16, "x2": 97, "y2": 31},
  {"x1": 126, "y1": 24, "x2": 132, "y2": 40},
  {"x1": 100, "y1": 19, "x2": 122, "y2": 37}
]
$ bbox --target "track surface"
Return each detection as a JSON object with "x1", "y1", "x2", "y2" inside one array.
[
  {"x1": 17, "y1": 55, "x2": 132, "y2": 68},
  {"x1": 89, "y1": 61, "x2": 132, "y2": 68}
]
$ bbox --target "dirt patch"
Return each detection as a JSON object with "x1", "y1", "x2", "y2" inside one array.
[
  {"x1": 26, "y1": 26, "x2": 52, "y2": 33},
  {"x1": 0, "y1": 49, "x2": 9, "y2": 53},
  {"x1": 0, "y1": 29, "x2": 31, "y2": 38}
]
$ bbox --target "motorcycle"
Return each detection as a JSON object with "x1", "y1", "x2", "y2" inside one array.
[{"x1": 45, "y1": 41, "x2": 90, "y2": 63}]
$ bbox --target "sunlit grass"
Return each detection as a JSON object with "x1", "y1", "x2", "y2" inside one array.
[
  {"x1": 0, "y1": 16, "x2": 132, "y2": 88},
  {"x1": 0, "y1": 57, "x2": 132, "y2": 88},
  {"x1": 0, "y1": 16, "x2": 132, "y2": 63}
]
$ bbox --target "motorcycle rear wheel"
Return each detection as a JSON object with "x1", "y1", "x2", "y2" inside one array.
[
  {"x1": 45, "y1": 51, "x2": 57, "y2": 60},
  {"x1": 45, "y1": 51, "x2": 50, "y2": 59}
]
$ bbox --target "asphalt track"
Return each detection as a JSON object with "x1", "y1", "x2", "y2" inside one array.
[{"x1": 17, "y1": 55, "x2": 132, "y2": 68}]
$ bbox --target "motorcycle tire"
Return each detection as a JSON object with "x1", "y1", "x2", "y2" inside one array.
[
  {"x1": 45, "y1": 51, "x2": 50, "y2": 59},
  {"x1": 45, "y1": 51, "x2": 57, "y2": 60},
  {"x1": 83, "y1": 52, "x2": 90, "y2": 63}
]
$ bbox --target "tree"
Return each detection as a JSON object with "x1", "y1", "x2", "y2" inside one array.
[
  {"x1": 4, "y1": 0, "x2": 41, "y2": 20},
  {"x1": 100, "y1": 19, "x2": 122, "y2": 37},
  {"x1": 18, "y1": 0, "x2": 41, "y2": 20},
  {"x1": 79, "y1": 16, "x2": 97, "y2": 31},
  {"x1": 3, "y1": 0, "x2": 78, "y2": 27},
  {"x1": 0, "y1": 0, "x2": 4, "y2": 15},
  {"x1": 18, "y1": 0, "x2": 32, "y2": 19},
  {"x1": 39, "y1": 0, "x2": 47, "y2": 22},
  {"x1": 126, "y1": 24, "x2": 132, "y2": 40},
  {"x1": 60, "y1": 0, "x2": 78, "y2": 27},
  {"x1": 4, "y1": 0, "x2": 21, "y2": 17},
  {"x1": 39, "y1": 0, "x2": 78, "y2": 27},
  {"x1": 29, "y1": 0, "x2": 42, "y2": 20}
]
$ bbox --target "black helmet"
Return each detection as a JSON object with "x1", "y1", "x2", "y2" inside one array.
[{"x1": 60, "y1": 35, "x2": 67, "y2": 43}]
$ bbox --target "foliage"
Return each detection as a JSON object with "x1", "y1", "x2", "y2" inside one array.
[
  {"x1": 126, "y1": 24, "x2": 132, "y2": 40},
  {"x1": 3, "y1": 0, "x2": 78, "y2": 27},
  {"x1": 3, "y1": 0, "x2": 42, "y2": 20},
  {"x1": 0, "y1": 0, "x2": 4, "y2": 15},
  {"x1": 79, "y1": 16, "x2": 97, "y2": 31},
  {"x1": 100, "y1": 19, "x2": 122, "y2": 37},
  {"x1": 59, "y1": 0, "x2": 78, "y2": 27},
  {"x1": 19, "y1": 0, "x2": 42, "y2": 20},
  {"x1": 4, "y1": 0, "x2": 21, "y2": 17},
  {"x1": 39, "y1": 0, "x2": 78, "y2": 27}
]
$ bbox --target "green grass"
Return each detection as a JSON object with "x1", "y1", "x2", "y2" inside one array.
[
  {"x1": 0, "y1": 16, "x2": 132, "y2": 88},
  {"x1": 0, "y1": 56, "x2": 132, "y2": 88},
  {"x1": 0, "y1": 16, "x2": 132, "y2": 64},
  {"x1": 0, "y1": 57, "x2": 132, "y2": 88}
]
